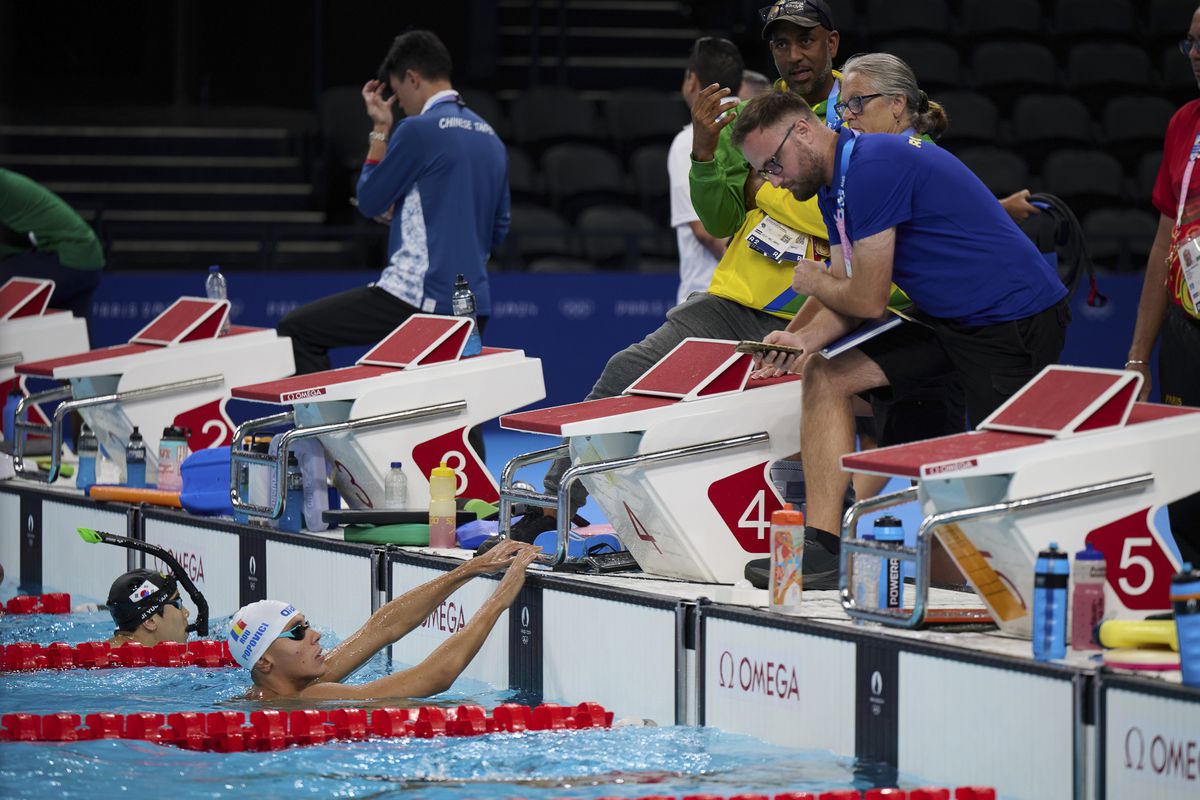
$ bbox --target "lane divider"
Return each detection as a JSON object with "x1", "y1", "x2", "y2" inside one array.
[
  {"x1": 544, "y1": 789, "x2": 995, "y2": 800},
  {"x1": 0, "y1": 701, "x2": 613, "y2": 750},
  {"x1": 3, "y1": 593, "x2": 71, "y2": 614},
  {"x1": 2, "y1": 640, "x2": 235, "y2": 671}
]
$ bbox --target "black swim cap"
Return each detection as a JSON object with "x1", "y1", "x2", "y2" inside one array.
[{"x1": 107, "y1": 569, "x2": 177, "y2": 631}]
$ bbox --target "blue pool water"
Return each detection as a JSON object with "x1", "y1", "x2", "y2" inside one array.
[{"x1": 0, "y1": 603, "x2": 930, "y2": 799}]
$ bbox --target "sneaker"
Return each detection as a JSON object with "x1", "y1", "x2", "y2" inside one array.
[{"x1": 742, "y1": 533, "x2": 842, "y2": 591}]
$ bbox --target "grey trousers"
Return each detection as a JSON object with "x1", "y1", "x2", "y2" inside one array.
[{"x1": 542, "y1": 292, "x2": 788, "y2": 506}]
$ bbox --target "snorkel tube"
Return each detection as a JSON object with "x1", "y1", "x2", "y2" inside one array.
[{"x1": 77, "y1": 527, "x2": 210, "y2": 637}]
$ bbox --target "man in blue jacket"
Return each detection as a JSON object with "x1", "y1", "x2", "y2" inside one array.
[{"x1": 278, "y1": 30, "x2": 510, "y2": 375}]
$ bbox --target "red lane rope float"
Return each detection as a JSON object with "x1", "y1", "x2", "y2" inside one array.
[
  {"x1": 1, "y1": 640, "x2": 235, "y2": 671},
  {"x1": 555, "y1": 789, "x2": 995, "y2": 800},
  {"x1": 0, "y1": 702, "x2": 614, "y2": 751},
  {"x1": 3, "y1": 593, "x2": 71, "y2": 614}
]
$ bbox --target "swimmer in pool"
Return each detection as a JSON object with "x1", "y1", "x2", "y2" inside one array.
[
  {"x1": 106, "y1": 569, "x2": 191, "y2": 648},
  {"x1": 229, "y1": 539, "x2": 539, "y2": 701}
]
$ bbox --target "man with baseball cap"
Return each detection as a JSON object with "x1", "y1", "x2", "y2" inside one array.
[
  {"x1": 229, "y1": 539, "x2": 538, "y2": 700},
  {"x1": 106, "y1": 568, "x2": 191, "y2": 648}
]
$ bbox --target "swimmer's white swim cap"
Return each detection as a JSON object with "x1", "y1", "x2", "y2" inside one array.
[{"x1": 227, "y1": 600, "x2": 296, "y2": 669}]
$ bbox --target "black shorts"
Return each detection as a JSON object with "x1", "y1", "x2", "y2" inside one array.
[{"x1": 858, "y1": 299, "x2": 1070, "y2": 428}]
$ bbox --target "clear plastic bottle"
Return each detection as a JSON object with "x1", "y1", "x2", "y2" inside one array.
[
  {"x1": 451, "y1": 273, "x2": 483, "y2": 357},
  {"x1": 769, "y1": 503, "x2": 805, "y2": 612},
  {"x1": 1070, "y1": 543, "x2": 1106, "y2": 651},
  {"x1": 384, "y1": 461, "x2": 408, "y2": 509},
  {"x1": 428, "y1": 460, "x2": 458, "y2": 548},
  {"x1": 124, "y1": 426, "x2": 147, "y2": 488},
  {"x1": 76, "y1": 423, "x2": 98, "y2": 491},
  {"x1": 155, "y1": 425, "x2": 189, "y2": 492},
  {"x1": 852, "y1": 531, "x2": 880, "y2": 612},
  {"x1": 279, "y1": 452, "x2": 304, "y2": 533},
  {"x1": 204, "y1": 264, "x2": 231, "y2": 334}
]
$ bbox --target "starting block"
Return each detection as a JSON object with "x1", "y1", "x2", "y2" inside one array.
[
  {"x1": 838, "y1": 365, "x2": 1195, "y2": 634},
  {"x1": 0, "y1": 277, "x2": 90, "y2": 425},
  {"x1": 228, "y1": 314, "x2": 544, "y2": 519},
  {"x1": 500, "y1": 338, "x2": 802, "y2": 581},
  {"x1": 12, "y1": 297, "x2": 294, "y2": 482}
]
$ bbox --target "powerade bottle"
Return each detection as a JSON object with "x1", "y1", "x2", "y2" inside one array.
[
  {"x1": 1033, "y1": 543, "x2": 1069, "y2": 661},
  {"x1": 279, "y1": 452, "x2": 304, "y2": 533},
  {"x1": 451, "y1": 274, "x2": 483, "y2": 357},
  {"x1": 2, "y1": 386, "x2": 22, "y2": 445},
  {"x1": 874, "y1": 515, "x2": 905, "y2": 610},
  {"x1": 1070, "y1": 543, "x2": 1106, "y2": 651},
  {"x1": 76, "y1": 424, "x2": 98, "y2": 491},
  {"x1": 204, "y1": 264, "x2": 231, "y2": 334},
  {"x1": 124, "y1": 427, "x2": 147, "y2": 488},
  {"x1": 1170, "y1": 562, "x2": 1200, "y2": 688}
]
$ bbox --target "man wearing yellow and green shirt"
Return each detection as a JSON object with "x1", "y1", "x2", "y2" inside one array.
[{"x1": 489, "y1": 0, "x2": 844, "y2": 550}]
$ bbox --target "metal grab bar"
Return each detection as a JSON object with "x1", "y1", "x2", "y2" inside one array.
[
  {"x1": 499, "y1": 432, "x2": 770, "y2": 566},
  {"x1": 838, "y1": 473, "x2": 1154, "y2": 628},
  {"x1": 229, "y1": 400, "x2": 467, "y2": 519},
  {"x1": 0, "y1": 352, "x2": 24, "y2": 368},
  {"x1": 13, "y1": 375, "x2": 225, "y2": 483}
]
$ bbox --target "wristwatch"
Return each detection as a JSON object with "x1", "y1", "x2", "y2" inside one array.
[{"x1": 368, "y1": 131, "x2": 387, "y2": 143}]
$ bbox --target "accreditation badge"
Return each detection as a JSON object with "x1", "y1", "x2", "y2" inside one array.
[{"x1": 1177, "y1": 233, "x2": 1200, "y2": 310}]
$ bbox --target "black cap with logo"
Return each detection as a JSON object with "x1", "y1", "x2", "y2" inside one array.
[
  {"x1": 107, "y1": 569, "x2": 177, "y2": 631},
  {"x1": 760, "y1": 0, "x2": 836, "y2": 39}
]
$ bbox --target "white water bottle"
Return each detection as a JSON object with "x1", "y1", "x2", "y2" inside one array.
[
  {"x1": 451, "y1": 274, "x2": 483, "y2": 357},
  {"x1": 852, "y1": 531, "x2": 880, "y2": 612},
  {"x1": 384, "y1": 461, "x2": 408, "y2": 509},
  {"x1": 205, "y1": 264, "x2": 231, "y2": 334}
]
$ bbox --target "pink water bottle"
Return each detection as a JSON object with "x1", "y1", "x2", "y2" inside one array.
[{"x1": 1070, "y1": 543, "x2": 1106, "y2": 651}]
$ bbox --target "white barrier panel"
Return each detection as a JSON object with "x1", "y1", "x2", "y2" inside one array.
[
  {"x1": 390, "y1": 562, "x2": 509, "y2": 688},
  {"x1": 0, "y1": 492, "x2": 21, "y2": 581},
  {"x1": 41, "y1": 500, "x2": 128, "y2": 602},
  {"x1": 899, "y1": 652, "x2": 1075, "y2": 799},
  {"x1": 265, "y1": 539, "x2": 371, "y2": 641},
  {"x1": 143, "y1": 517, "x2": 240, "y2": 623},
  {"x1": 542, "y1": 587, "x2": 677, "y2": 723},
  {"x1": 703, "y1": 616, "x2": 856, "y2": 754},
  {"x1": 1103, "y1": 680, "x2": 1200, "y2": 799}
]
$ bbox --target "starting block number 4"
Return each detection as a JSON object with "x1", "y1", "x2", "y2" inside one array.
[{"x1": 707, "y1": 462, "x2": 784, "y2": 554}]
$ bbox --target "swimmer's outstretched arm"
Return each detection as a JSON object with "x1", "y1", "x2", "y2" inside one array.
[
  {"x1": 317, "y1": 540, "x2": 536, "y2": 683},
  {"x1": 300, "y1": 545, "x2": 540, "y2": 700}
]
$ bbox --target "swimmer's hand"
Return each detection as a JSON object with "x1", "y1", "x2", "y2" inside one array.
[
  {"x1": 749, "y1": 330, "x2": 809, "y2": 379},
  {"x1": 466, "y1": 539, "x2": 539, "y2": 576},
  {"x1": 493, "y1": 546, "x2": 541, "y2": 605}
]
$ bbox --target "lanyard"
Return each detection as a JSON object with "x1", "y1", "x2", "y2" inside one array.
[
  {"x1": 833, "y1": 134, "x2": 857, "y2": 276},
  {"x1": 823, "y1": 78, "x2": 841, "y2": 130},
  {"x1": 1174, "y1": 129, "x2": 1200, "y2": 230}
]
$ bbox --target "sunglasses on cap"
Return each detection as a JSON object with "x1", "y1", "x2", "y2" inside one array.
[
  {"x1": 276, "y1": 620, "x2": 311, "y2": 641},
  {"x1": 759, "y1": 0, "x2": 833, "y2": 31}
]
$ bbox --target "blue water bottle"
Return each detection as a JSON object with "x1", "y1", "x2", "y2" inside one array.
[
  {"x1": 2, "y1": 386, "x2": 22, "y2": 445},
  {"x1": 873, "y1": 515, "x2": 905, "y2": 610},
  {"x1": 279, "y1": 452, "x2": 305, "y2": 533},
  {"x1": 76, "y1": 423, "x2": 98, "y2": 491},
  {"x1": 1170, "y1": 562, "x2": 1200, "y2": 688},
  {"x1": 451, "y1": 273, "x2": 483, "y2": 357},
  {"x1": 124, "y1": 427, "x2": 147, "y2": 488},
  {"x1": 1033, "y1": 542, "x2": 1069, "y2": 661}
]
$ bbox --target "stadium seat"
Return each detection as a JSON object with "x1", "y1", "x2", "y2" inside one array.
[
  {"x1": 957, "y1": 147, "x2": 1031, "y2": 198},
  {"x1": 1101, "y1": 96, "x2": 1178, "y2": 163},
  {"x1": 1083, "y1": 208, "x2": 1160, "y2": 271},
  {"x1": 629, "y1": 143, "x2": 670, "y2": 224},
  {"x1": 865, "y1": 0, "x2": 951, "y2": 40},
  {"x1": 826, "y1": 0, "x2": 863, "y2": 55},
  {"x1": 1054, "y1": 0, "x2": 1137, "y2": 42},
  {"x1": 876, "y1": 39, "x2": 962, "y2": 94},
  {"x1": 577, "y1": 205, "x2": 675, "y2": 268},
  {"x1": 318, "y1": 86, "x2": 373, "y2": 171},
  {"x1": 503, "y1": 204, "x2": 576, "y2": 269},
  {"x1": 1133, "y1": 152, "x2": 1164, "y2": 207},
  {"x1": 541, "y1": 143, "x2": 630, "y2": 220},
  {"x1": 1161, "y1": 44, "x2": 1198, "y2": 106},
  {"x1": 1010, "y1": 94, "x2": 1094, "y2": 166},
  {"x1": 959, "y1": 0, "x2": 1045, "y2": 43},
  {"x1": 1065, "y1": 44, "x2": 1155, "y2": 108},
  {"x1": 1041, "y1": 149, "x2": 1126, "y2": 217},
  {"x1": 1148, "y1": 0, "x2": 1197, "y2": 49},
  {"x1": 507, "y1": 147, "x2": 543, "y2": 205},
  {"x1": 604, "y1": 89, "x2": 688, "y2": 159},
  {"x1": 934, "y1": 91, "x2": 1000, "y2": 149},
  {"x1": 510, "y1": 87, "x2": 602, "y2": 153},
  {"x1": 459, "y1": 88, "x2": 509, "y2": 140},
  {"x1": 970, "y1": 42, "x2": 1060, "y2": 110}
]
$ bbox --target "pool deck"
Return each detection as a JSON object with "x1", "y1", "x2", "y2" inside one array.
[{"x1": 1, "y1": 481, "x2": 1197, "y2": 800}]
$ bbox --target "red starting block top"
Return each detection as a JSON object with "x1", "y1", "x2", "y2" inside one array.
[
  {"x1": 625, "y1": 338, "x2": 753, "y2": 401},
  {"x1": 501, "y1": 395, "x2": 677, "y2": 435},
  {"x1": 0, "y1": 277, "x2": 54, "y2": 321},
  {"x1": 131, "y1": 297, "x2": 229, "y2": 346},
  {"x1": 358, "y1": 314, "x2": 472, "y2": 369},
  {"x1": 979, "y1": 365, "x2": 1142, "y2": 438},
  {"x1": 16, "y1": 344, "x2": 157, "y2": 377},
  {"x1": 233, "y1": 365, "x2": 395, "y2": 404}
]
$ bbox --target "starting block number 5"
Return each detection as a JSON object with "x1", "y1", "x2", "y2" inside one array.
[
  {"x1": 1087, "y1": 509, "x2": 1178, "y2": 610},
  {"x1": 1116, "y1": 536, "x2": 1155, "y2": 597}
]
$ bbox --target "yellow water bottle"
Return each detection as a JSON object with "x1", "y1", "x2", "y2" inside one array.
[{"x1": 428, "y1": 460, "x2": 457, "y2": 548}]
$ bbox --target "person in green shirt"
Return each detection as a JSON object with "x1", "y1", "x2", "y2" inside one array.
[{"x1": 0, "y1": 168, "x2": 105, "y2": 326}]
